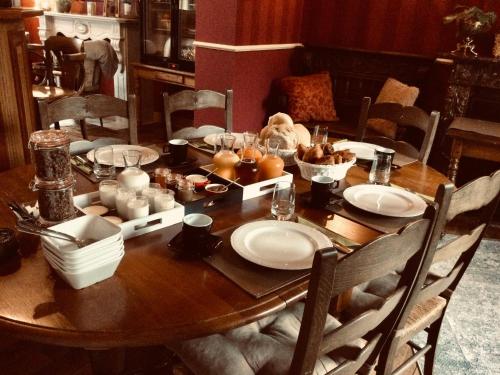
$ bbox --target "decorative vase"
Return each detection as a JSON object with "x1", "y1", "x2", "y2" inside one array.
[{"x1": 55, "y1": 0, "x2": 71, "y2": 13}]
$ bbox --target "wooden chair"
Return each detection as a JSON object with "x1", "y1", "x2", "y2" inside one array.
[
  {"x1": 38, "y1": 94, "x2": 138, "y2": 146},
  {"x1": 370, "y1": 170, "x2": 500, "y2": 374},
  {"x1": 32, "y1": 36, "x2": 87, "y2": 137},
  {"x1": 163, "y1": 89, "x2": 233, "y2": 142},
  {"x1": 356, "y1": 97, "x2": 440, "y2": 165},
  {"x1": 168, "y1": 207, "x2": 438, "y2": 375}
]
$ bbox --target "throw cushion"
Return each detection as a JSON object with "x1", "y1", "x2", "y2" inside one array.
[
  {"x1": 367, "y1": 78, "x2": 419, "y2": 138},
  {"x1": 169, "y1": 302, "x2": 366, "y2": 375},
  {"x1": 280, "y1": 72, "x2": 338, "y2": 123}
]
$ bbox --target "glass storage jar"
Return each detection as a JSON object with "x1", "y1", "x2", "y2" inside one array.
[
  {"x1": 32, "y1": 176, "x2": 76, "y2": 225},
  {"x1": 29, "y1": 130, "x2": 71, "y2": 182}
]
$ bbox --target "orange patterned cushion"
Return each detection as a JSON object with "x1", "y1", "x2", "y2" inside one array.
[
  {"x1": 367, "y1": 78, "x2": 419, "y2": 138},
  {"x1": 280, "y1": 72, "x2": 338, "y2": 122}
]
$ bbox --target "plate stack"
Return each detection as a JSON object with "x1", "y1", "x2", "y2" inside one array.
[{"x1": 41, "y1": 215, "x2": 124, "y2": 289}]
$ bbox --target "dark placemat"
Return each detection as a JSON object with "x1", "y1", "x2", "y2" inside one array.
[
  {"x1": 300, "y1": 192, "x2": 420, "y2": 234},
  {"x1": 203, "y1": 217, "x2": 358, "y2": 298},
  {"x1": 204, "y1": 221, "x2": 310, "y2": 298}
]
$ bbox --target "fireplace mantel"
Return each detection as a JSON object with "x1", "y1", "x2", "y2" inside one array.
[{"x1": 38, "y1": 12, "x2": 140, "y2": 100}]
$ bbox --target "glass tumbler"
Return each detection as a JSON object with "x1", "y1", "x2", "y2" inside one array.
[
  {"x1": 93, "y1": 146, "x2": 116, "y2": 179},
  {"x1": 271, "y1": 181, "x2": 296, "y2": 221},
  {"x1": 369, "y1": 147, "x2": 395, "y2": 185},
  {"x1": 311, "y1": 125, "x2": 329, "y2": 146},
  {"x1": 123, "y1": 149, "x2": 142, "y2": 168}
]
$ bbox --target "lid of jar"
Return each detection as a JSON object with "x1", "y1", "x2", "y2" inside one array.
[
  {"x1": 29, "y1": 130, "x2": 70, "y2": 149},
  {"x1": 31, "y1": 175, "x2": 76, "y2": 190}
]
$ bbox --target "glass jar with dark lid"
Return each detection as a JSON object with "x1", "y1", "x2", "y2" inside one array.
[
  {"x1": 32, "y1": 175, "x2": 76, "y2": 225},
  {"x1": 0, "y1": 228, "x2": 18, "y2": 261},
  {"x1": 29, "y1": 130, "x2": 71, "y2": 181}
]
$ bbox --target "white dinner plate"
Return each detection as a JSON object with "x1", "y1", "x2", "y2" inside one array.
[
  {"x1": 230, "y1": 221, "x2": 333, "y2": 270},
  {"x1": 343, "y1": 184, "x2": 427, "y2": 217},
  {"x1": 86, "y1": 145, "x2": 159, "y2": 167},
  {"x1": 203, "y1": 133, "x2": 244, "y2": 149},
  {"x1": 333, "y1": 141, "x2": 380, "y2": 161}
]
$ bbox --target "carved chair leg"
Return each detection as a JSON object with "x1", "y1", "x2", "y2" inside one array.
[{"x1": 447, "y1": 138, "x2": 462, "y2": 184}]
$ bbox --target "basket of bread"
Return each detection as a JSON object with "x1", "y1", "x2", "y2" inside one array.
[
  {"x1": 294, "y1": 143, "x2": 356, "y2": 181},
  {"x1": 259, "y1": 113, "x2": 311, "y2": 166}
]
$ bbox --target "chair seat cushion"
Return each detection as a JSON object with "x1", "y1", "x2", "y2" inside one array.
[
  {"x1": 169, "y1": 302, "x2": 366, "y2": 375},
  {"x1": 173, "y1": 125, "x2": 225, "y2": 140}
]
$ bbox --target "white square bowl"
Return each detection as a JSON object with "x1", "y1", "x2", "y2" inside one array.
[
  {"x1": 42, "y1": 235, "x2": 124, "y2": 261},
  {"x1": 43, "y1": 245, "x2": 124, "y2": 272},
  {"x1": 42, "y1": 215, "x2": 122, "y2": 254},
  {"x1": 46, "y1": 250, "x2": 125, "y2": 290}
]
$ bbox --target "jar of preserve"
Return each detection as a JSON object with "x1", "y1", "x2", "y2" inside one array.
[
  {"x1": 176, "y1": 178, "x2": 194, "y2": 202},
  {"x1": 257, "y1": 139, "x2": 284, "y2": 181},
  {"x1": 29, "y1": 130, "x2": 71, "y2": 181},
  {"x1": 32, "y1": 176, "x2": 76, "y2": 225}
]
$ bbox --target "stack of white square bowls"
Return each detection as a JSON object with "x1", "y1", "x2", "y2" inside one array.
[{"x1": 41, "y1": 215, "x2": 124, "y2": 289}]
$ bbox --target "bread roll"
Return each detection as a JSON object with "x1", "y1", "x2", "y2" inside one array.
[
  {"x1": 293, "y1": 123, "x2": 311, "y2": 146},
  {"x1": 303, "y1": 144, "x2": 323, "y2": 163},
  {"x1": 267, "y1": 112, "x2": 294, "y2": 128}
]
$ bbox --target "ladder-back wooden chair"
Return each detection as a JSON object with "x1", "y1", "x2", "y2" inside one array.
[
  {"x1": 32, "y1": 35, "x2": 87, "y2": 137},
  {"x1": 168, "y1": 206, "x2": 439, "y2": 375},
  {"x1": 38, "y1": 94, "x2": 138, "y2": 146},
  {"x1": 377, "y1": 170, "x2": 500, "y2": 374},
  {"x1": 163, "y1": 89, "x2": 233, "y2": 142},
  {"x1": 356, "y1": 97, "x2": 440, "y2": 165}
]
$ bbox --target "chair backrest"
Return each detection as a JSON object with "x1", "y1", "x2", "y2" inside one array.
[
  {"x1": 163, "y1": 89, "x2": 233, "y2": 141},
  {"x1": 356, "y1": 97, "x2": 440, "y2": 164},
  {"x1": 291, "y1": 206, "x2": 438, "y2": 375},
  {"x1": 43, "y1": 36, "x2": 86, "y2": 93},
  {"x1": 38, "y1": 94, "x2": 139, "y2": 145},
  {"x1": 393, "y1": 170, "x2": 500, "y2": 334}
]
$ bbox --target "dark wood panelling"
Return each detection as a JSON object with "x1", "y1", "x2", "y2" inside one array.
[
  {"x1": 235, "y1": 0, "x2": 304, "y2": 45},
  {"x1": 305, "y1": 0, "x2": 500, "y2": 57}
]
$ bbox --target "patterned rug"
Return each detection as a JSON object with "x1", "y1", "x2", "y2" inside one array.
[{"x1": 419, "y1": 237, "x2": 500, "y2": 374}]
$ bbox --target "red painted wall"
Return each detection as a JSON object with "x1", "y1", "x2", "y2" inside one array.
[
  {"x1": 195, "y1": 0, "x2": 305, "y2": 132},
  {"x1": 305, "y1": 0, "x2": 500, "y2": 56}
]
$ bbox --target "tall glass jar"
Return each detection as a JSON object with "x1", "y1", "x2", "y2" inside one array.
[
  {"x1": 29, "y1": 130, "x2": 71, "y2": 182},
  {"x1": 237, "y1": 132, "x2": 262, "y2": 162},
  {"x1": 213, "y1": 134, "x2": 240, "y2": 181},
  {"x1": 32, "y1": 176, "x2": 76, "y2": 225},
  {"x1": 257, "y1": 139, "x2": 284, "y2": 181}
]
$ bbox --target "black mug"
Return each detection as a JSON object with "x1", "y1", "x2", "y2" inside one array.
[
  {"x1": 311, "y1": 175, "x2": 339, "y2": 207},
  {"x1": 167, "y1": 139, "x2": 188, "y2": 165},
  {"x1": 182, "y1": 213, "x2": 213, "y2": 247}
]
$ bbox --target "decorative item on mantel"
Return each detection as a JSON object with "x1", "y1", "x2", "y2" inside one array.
[
  {"x1": 494, "y1": 34, "x2": 500, "y2": 58},
  {"x1": 443, "y1": 5, "x2": 497, "y2": 57},
  {"x1": 54, "y1": 0, "x2": 72, "y2": 13}
]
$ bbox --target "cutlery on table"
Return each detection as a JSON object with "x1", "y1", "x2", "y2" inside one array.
[{"x1": 15, "y1": 221, "x2": 97, "y2": 248}]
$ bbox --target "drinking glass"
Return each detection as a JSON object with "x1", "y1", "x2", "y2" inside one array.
[
  {"x1": 311, "y1": 125, "x2": 329, "y2": 146},
  {"x1": 369, "y1": 147, "x2": 395, "y2": 185},
  {"x1": 127, "y1": 196, "x2": 149, "y2": 220},
  {"x1": 99, "y1": 179, "x2": 119, "y2": 209},
  {"x1": 93, "y1": 146, "x2": 116, "y2": 178},
  {"x1": 115, "y1": 187, "x2": 136, "y2": 219},
  {"x1": 122, "y1": 149, "x2": 142, "y2": 168},
  {"x1": 271, "y1": 181, "x2": 295, "y2": 221}
]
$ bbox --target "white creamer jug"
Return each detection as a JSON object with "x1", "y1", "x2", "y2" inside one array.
[{"x1": 117, "y1": 167, "x2": 150, "y2": 192}]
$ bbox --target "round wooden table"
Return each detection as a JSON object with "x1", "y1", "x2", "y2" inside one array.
[{"x1": 0, "y1": 151, "x2": 449, "y2": 350}]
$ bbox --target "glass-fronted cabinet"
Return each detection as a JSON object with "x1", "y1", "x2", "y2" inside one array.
[{"x1": 141, "y1": 0, "x2": 195, "y2": 72}]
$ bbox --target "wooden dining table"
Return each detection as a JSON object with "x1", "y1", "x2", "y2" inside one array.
[{"x1": 0, "y1": 147, "x2": 449, "y2": 356}]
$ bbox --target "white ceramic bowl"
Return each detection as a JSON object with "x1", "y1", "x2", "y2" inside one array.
[
  {"x1": 294, "y1": 154, "x2": 356, "y2": 181},
  {"x1": 45, "y1": 250, "x2": 124, "y2": 290},
  {"x1": 42, "y1": 215, "x2": 122, "y2": 253},
  {"x1": 42, "y1": 234, "x2": 123, "y2": 260},
  {"x1": 42, "y1": 245, "x2": 124, "y2": 271}
]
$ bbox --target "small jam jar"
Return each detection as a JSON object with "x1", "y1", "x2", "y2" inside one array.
[
  {"x1": 176, "y1": 178, "x2": 194, "y2": 202},
  {"x1": 29, "y1": 130, "x2": 71, "y2": 182}
]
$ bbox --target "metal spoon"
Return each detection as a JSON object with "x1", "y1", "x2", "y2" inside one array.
[{"x1": 15, "y1": 222, "x2": 96, "y2": 248}]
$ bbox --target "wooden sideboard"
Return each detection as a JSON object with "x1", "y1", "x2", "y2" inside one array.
[
  {"x1": 132, "y1": 62, "x2": 195, "y2": 142},
  {"x1": 0, "y1": 8, "x2": 42, "y2": 171}
]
